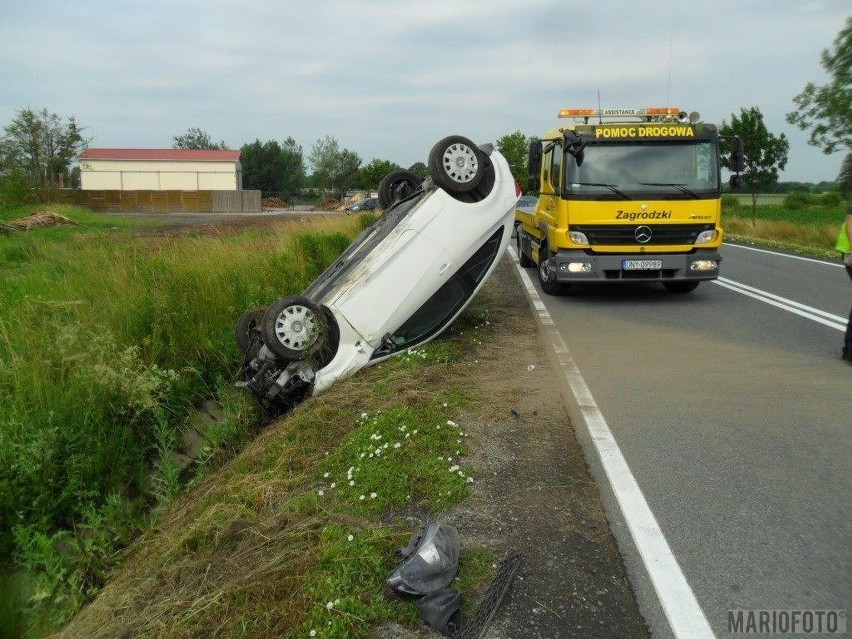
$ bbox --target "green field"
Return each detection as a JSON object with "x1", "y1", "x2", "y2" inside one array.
[
  {"x1": 0, "y1": 205, "x2": 362, "y2": 636},
  {"x1": 732, "y1": 193, "x2": 787, "y2": 206},
  {"x1": 722, "y1": 198, "x2": 846, "y2": 257}
]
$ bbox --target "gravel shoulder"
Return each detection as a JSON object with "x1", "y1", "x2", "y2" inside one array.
[{"x1": 442, "y1": 258, "x2": 651, "y2": 638}]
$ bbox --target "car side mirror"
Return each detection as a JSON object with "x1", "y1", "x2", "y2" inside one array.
[{"x1": 729, "y1": 174, "x2": 742, "y2": 191}]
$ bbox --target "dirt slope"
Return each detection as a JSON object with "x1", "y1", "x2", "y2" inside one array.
[{"x1": 431, "y1": 258, "x2": 650, "y2": 638}]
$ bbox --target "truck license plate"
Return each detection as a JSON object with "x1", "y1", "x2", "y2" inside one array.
[{"x1": 622, "y1": 259, "x2": 662, "y2": 270}]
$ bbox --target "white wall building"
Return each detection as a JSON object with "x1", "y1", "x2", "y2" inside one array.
[{"x1": 78, "y1": 148, "x2": 242, "y2": 190}]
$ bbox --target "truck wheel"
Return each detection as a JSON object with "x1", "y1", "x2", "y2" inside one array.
[
  {"x1": 429, "y1": 135, "x2": 484, "y2": 194},
  {"x1": 517, "y1": 234, "x2": 533, "y2": 268},
  {"x1": 261, "y1": 296, "x2": 326, "y2": 361},
  {"x1": 235, "y1": 306, "x2": 267, "y2": 353},
  {"x1": 537, "y1": 246, "x2": 565, "y2": 295},
  {"x1": 663, "y1": 281, "x2": 700, "y2": 293},
  {"x1": 378, "y1": 169, "x2": 421, "y2": 209}
]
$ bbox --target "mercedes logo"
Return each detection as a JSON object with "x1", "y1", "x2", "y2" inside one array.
[{"x1": 635, "y1": 225, "x2": 652, "y2": 244}]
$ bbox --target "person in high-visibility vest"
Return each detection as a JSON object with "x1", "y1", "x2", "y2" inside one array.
[{"x1": 838, "y1": 204, "x2": 852, "y2": 364}]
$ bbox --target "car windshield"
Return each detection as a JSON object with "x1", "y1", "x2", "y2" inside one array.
[{"x1": 565, "y1": 141, "x2": 718, "y2": 199}]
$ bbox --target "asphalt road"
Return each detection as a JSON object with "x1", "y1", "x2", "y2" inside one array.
[{"x1": 521, "y1": 243, "x2": 851, "y2": 638}]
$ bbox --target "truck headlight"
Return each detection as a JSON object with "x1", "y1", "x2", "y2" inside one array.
[
  {"x1": 694, "y1": 230, "x2": 717, "y2": 244},
  {"x1": 569, "y1": 231, "x2": 589, "y2": 245}
]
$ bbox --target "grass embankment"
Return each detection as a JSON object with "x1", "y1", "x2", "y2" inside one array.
[
  {"x1": 0, "y1": 205, "x2": 359, "y2": 636},
  {"x1": 722, "y1": 199, "x2": 846, "y2": 258},
  {"x1": 58, "y1": 326, "x2": 496, "y2": 639}
]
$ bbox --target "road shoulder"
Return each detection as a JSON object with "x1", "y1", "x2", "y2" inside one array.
[{"x1": 444, "y1": 257, "x2": 650, "y2": 638}]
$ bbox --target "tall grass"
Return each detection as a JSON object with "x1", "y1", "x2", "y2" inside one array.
[
  {"x1": 0, "y1": 208, "x2": 364, "y2": 633},
  {"x1": 722, "y1": 200, "x2": 846, "y2": 256}
]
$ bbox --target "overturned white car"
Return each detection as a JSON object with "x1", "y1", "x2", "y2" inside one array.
[{"x1": 235, "y1": 136, "x2": 519, "y2": 413}]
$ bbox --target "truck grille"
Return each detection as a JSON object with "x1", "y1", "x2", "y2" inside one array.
[{"x1": 571, "y1": 223, "x2": 714, "y2": 246}]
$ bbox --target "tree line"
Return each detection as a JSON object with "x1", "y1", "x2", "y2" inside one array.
[{"x1": 1, "y1": 19, "x2": 847, "y2": 208}]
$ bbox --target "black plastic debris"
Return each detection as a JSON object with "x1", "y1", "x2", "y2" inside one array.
[
  {"x1": 387, "y1": 523, "x2": 461, "y2": 596},
  {"x1": 387, "y1": 523, "x2": 523, "y2": 638},
  {"x1": 417, "y1": 587, "x2": 463, "y2": 636}
]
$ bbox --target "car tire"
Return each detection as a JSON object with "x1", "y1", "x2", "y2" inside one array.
[
  {"x1": 428, "y1": 135, "x2": 485, "y2": 195},
  {"x1": 261, "y1": 296, "x2": 326, "y2": 361},
  {"x1": 537, "y1": 245, "x2": 566, "y2": 295},
  {"x1": 378, "y1": 170, "x2": 421, "y2": 209},
  {"x1": 235, "y1": 306, "x2": 267, "y2": 353},
  {"x1": 517, "y1": 233, "x2": 533, "y2": 268},
  {"x1": 663, "y1": 281, "x2": 700, "y2": 293}
]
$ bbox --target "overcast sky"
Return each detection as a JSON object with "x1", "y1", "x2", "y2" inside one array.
[{"x1": 1, "y1": 1, "x2": 847, "y2": 183}]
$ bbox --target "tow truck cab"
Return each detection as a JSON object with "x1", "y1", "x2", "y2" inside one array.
[{"x1": 516, "y1": 106, "x2": 744, "y2": 294}]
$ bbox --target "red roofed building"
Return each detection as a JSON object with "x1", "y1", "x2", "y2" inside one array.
[{"x1": 78, "y1": 148, "x2": 242, "y2": 191}]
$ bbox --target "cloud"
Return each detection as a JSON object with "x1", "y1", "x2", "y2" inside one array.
[{"x1": 0, "y1": 0, "x2": 847, "y2": 180}]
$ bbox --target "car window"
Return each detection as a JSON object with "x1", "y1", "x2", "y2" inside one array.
[{"x1": 372, "y1": 228, "x2": 504, "y2": 357}]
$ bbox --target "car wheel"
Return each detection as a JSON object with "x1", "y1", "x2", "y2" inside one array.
[
  {"x1": 517, "y1": 233, "x2": 533, "y2": 268},
  {"x1": 428, "y1": 135, "x2": 485, "y2": 194},
  {"x1": 378, "y1": 169, "x2": 421, "y2": 209},
  {"x1": 537, "y1": 245, "x2": 566, "y2": 295},
  {"x1": 663, "y1": 281, "x2": 700, "y2": 293},
  {"x1": 235, "y1": 306, "x2": 267, "y2": 353},
  {"x1": 261, "y1": 296, "x2": 326, "y2": 361}
]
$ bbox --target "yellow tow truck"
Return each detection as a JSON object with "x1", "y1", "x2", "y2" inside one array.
[{"x1": 516, "y1": 107, "x2": 744, "y2": 294}]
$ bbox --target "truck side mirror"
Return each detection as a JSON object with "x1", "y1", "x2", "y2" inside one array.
[
  {"x1": 563, "y1": 131, "x2": 586, "y2": 167},
  {"x1": 730, "y1": 137, "x2": 746, "y2": 173},
  {"x1": 729, "y1": 174, "x2": 742, "y2": 191},
  {"x1": 528, "y1": 141, "x2": 542, "y2": 192}
]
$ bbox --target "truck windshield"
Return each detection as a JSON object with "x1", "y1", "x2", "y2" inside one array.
[{"x1": 564, "y1": 141, "x2": 718, "y2": 199}]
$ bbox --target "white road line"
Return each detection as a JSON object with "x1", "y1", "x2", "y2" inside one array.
[
  {"x1": 724, "y1": 242, "x2": 845, "y2": 267},
  {"x1": 507, "y1": 247, "x2": 716, "y2": 639},
  {"x1": 714, "y1": 277, "x2": 846, "y2": 331}
]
